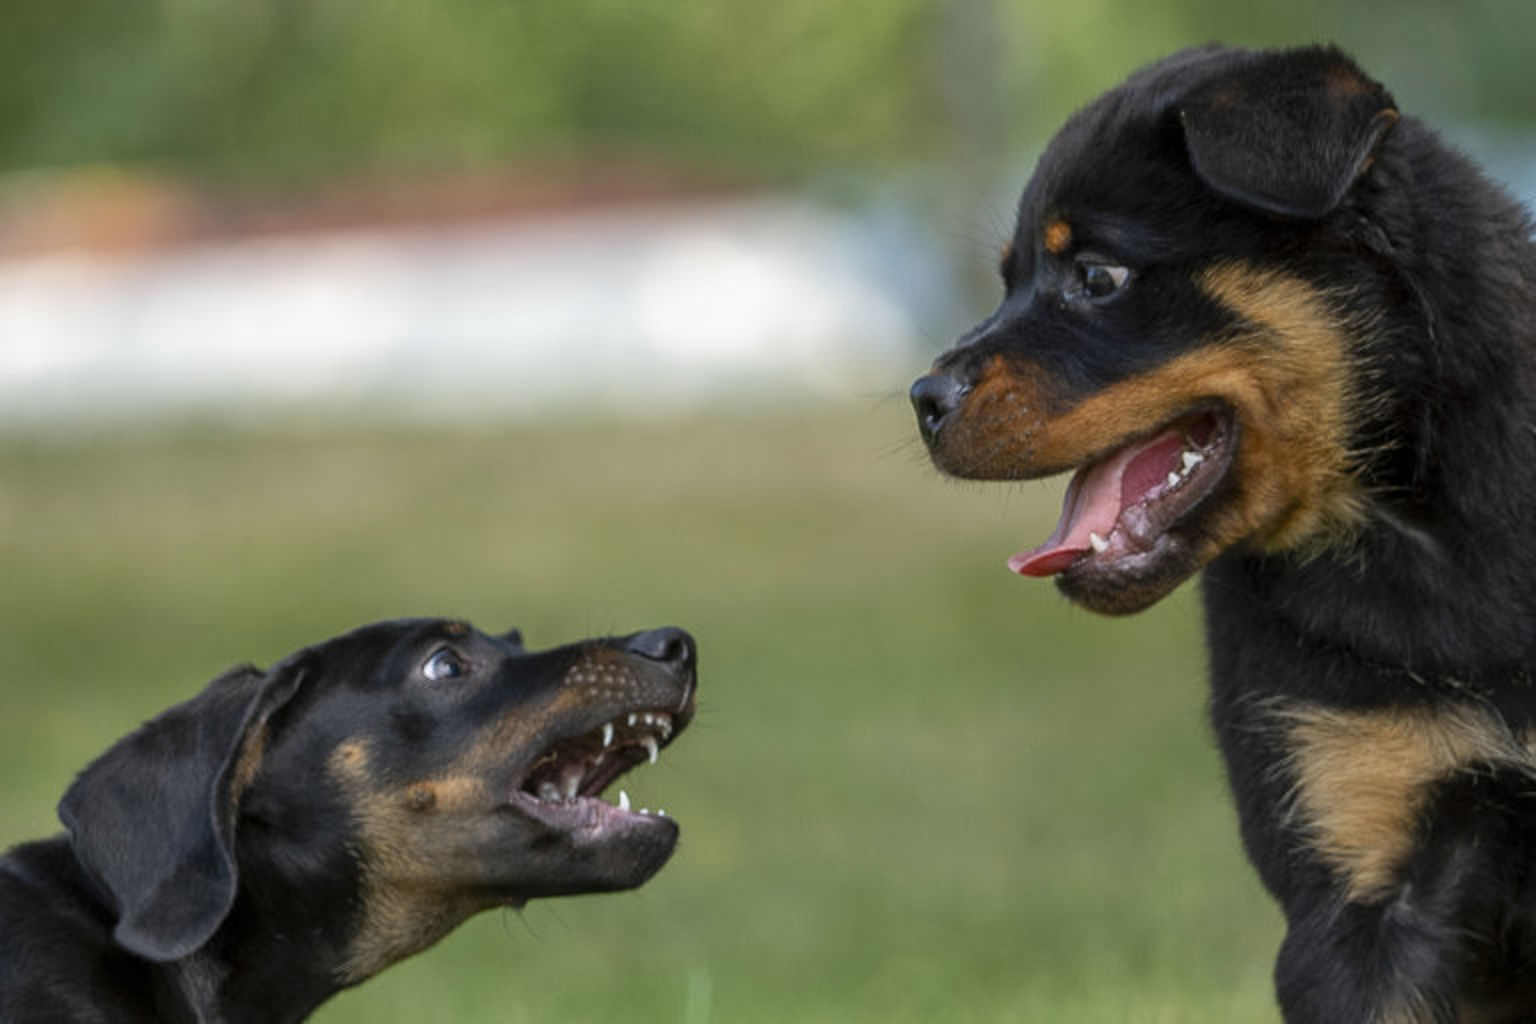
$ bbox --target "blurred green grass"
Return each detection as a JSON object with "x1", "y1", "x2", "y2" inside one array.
[{"x1": 0, "y1": 401, "x2": 1281, "y2": 1022}]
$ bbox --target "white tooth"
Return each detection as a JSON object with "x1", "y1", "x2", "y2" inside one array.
[
  {"x1": 1167, "y1": 471, "x2": 1181, "y2": 487},
  {"x1": 537, "y1": 781, "x2": 562, "y2": 802},
  {"x1": 642, "y1": 736, "x2": 659, "y2": 764},
  {"x1": 1182, "y1": 450, "x2": 1204, "y2": 471},
  {"x1": 628, "y1": 713, "x2": 638, "y2": 727},
  {"x1": 602, "y1": 722, "x2": 614, "y2": 747},
  {"x1": 561, "y1": 768, "x2": 581, "y2": 800},
  {"x1": 640, "y1": 808, "x2": 651, "y2": 816},
  {"x1": 657, "y1": 808, "x2": 667, "y2": 817},
  {"x1": 618, "y1": 789, "x2": 631, "y2": 811},
  {"x1": 1089, "y1": 532, "x2": 1109, "y2": 553}
]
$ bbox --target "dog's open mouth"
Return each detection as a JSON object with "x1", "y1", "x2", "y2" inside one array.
[
  {"x1": 509, "y1": 708, "x2": 684, "y2": 831},
  {"x1": 1009, "y1": 407, "x2": 1236, "y2": 579}
]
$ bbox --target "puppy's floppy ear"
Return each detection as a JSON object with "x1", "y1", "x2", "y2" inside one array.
[
  {"x1": 1178, "y1": 46, "x2": 1398, "y2": 219},
  {"x1": 58, "y1": 663, "x2": 305, "y2": 961}
]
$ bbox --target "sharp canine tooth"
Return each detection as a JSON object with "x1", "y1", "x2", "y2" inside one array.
[
  {"x1": 628, "y1": 713, "x2": 638, "y2": 727},
  {"x1": 602, "y1": 722, "x2": 614, "y2": 747},
  {"x1": 1182, "y1": 450, "x2": 1204, "y2": 471},
  {"x1": 618, "y1": 789, "x2": 630, "y2": 811},
  {"x1": 642, "y1": 736, "x2": 659, "y2": 764},
  {"x1": 1089, "y1": 532, "x2": 1108, "y2": 553},
  {"x1": 1167, "y1": 471, "x2": 1180, "y2": 487}
]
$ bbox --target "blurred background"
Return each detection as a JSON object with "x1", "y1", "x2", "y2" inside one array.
[{"x1": 1, "y1": 2, "x2": 1533, "y2": 1021}]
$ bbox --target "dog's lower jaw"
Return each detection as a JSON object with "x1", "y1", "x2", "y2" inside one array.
[{"x1": 1054, "y1": 536, "x2": 1203, "y2": 615}]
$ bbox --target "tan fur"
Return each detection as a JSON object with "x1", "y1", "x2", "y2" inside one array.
[
  {"x1": 942, "y1": 353, "x2": 1049, "y2": 479},
  {"x1": 1199, "y1": 263, "x2": 1369, "y2": 551},
  {"x1": 940, "y1": 262, "x2": 1367, "y2": 559},
  {"x1": 330, "y1": 742, "x2": 504, "y2": 983},
  {"x1": 1278, "y1": 703, "x2": 1536, "y2": 903},
  {"x1": 227, "y1": 722, "x2": 268, "y2": 806},
  {"x1": 1377, "y1": 993, "x2": 1435, "y2": 1024},
  {"x1": 333, "y1": 741, "x2": 369, "y2": 776},
  {"x1": 1043, "y1": 219, "x2": 1073, "y2": 255}
]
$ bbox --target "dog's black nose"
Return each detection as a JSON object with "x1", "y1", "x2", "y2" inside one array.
[
  {"x1": 910, "y1": 371, "x2": 968, "y2": 445},
  {"x1": 624, "y1": 627, "x2": 696, "y2": 669}
]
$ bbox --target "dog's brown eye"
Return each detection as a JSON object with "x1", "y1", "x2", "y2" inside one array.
[
  {"x1": 1077, "y1": 261, "x2": 1130, "y2": 300},
  {"x1": 422, "y1": 648, "x2": 466, "y2": 682}
]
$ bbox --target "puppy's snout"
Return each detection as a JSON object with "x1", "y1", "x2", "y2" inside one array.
[
  {"x1": 624, "y1": 627, "x2": 695, "y2": 671},
  {"x1": 910, "y1": 370, "x2": 970, "y2": 446}
]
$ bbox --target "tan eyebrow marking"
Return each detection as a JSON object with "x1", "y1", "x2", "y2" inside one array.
[{"x1": 1043, "y1": 219, "x2": 1072, "y2": 255}]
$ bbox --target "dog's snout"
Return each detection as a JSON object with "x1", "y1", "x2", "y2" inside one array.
[
  {"x1": 624, "y1": 627, "x2": 695, "y2": 670},
  {"x1": 910, "y1": 370, "x2": 969, "y2": 446}
]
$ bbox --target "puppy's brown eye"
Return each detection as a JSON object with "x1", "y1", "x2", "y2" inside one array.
[
  {"x1": 422, "y1": 648, "x2": 466, "y2": 681},
  {"x1": 1077, "y1": 261, "x2": 1130, "y2": 300}
]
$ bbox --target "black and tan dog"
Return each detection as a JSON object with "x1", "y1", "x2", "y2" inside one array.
[
  {"x1": 0, "y1": 618, "x2": 696, "y2": 1022},
  {"x1": 912, "y1": 44, "x2": 1536, "y2": 1022}
]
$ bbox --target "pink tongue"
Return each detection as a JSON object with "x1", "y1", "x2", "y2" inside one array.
[{"x1": 1007, "y1": 430, "x2": 1185, "y2": 577}]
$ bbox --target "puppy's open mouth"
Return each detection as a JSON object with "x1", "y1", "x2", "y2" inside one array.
[
  {"x1": 510, "y1": 709, "x2": 684, "y2": 830},
  {"x1": 1009, "y1": 407, "x2": 1236, "y2": 579}
]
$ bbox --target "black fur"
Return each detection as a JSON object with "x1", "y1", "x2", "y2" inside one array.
[
  {"x1": 0, "y1": 618, "x2": 697, "y2": 1022},
  {"x1": 913, "y1": 44, "x2": 1536, "y2": 1021}
]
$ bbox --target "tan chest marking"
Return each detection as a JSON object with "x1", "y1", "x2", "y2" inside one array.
[{"x1": 1278, "y1": 702, "x2": 1536, "y2": 902}]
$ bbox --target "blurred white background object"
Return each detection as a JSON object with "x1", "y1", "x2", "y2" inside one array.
[{"x1": 0, "y1": 194, "x2": 934, "y2": 429}]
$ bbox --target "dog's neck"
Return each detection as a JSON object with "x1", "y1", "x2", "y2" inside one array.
[
  {"x1": 175, "y1": 922, "x2": 343, "y2": 1022},
  {"x1": 168, "y1": 834, "x2": 363, "y2": 1023},
  {"x1": 1208, "y1": 119, "x2": 1536, "y2": 683},
  {"x1": 173, "y1": 837, "x2": 492, "y2": 1022},
  {"x1": 1216, "y1": 355, "x2": 1536, "y2": 685}
]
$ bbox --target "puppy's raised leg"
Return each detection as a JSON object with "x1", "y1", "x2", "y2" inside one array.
[{"x1": 1278, "y1": 774, "x2": 1530, "y2": 1024}]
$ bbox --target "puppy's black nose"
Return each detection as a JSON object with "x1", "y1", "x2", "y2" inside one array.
[
  {"x1": 910, "y1": 371, "x2": 968, "y2": 445},
  {"x1": 624, "y1": 627, "x2": 696, "y2": 669}
]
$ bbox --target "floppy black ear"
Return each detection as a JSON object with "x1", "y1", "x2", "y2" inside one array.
[
  {"x1": 1178, "y1": 46, "x2": 1399, "y2": 219},
  {"x1": 58, "y1": 663, "x2": 304, "y2": 961}
]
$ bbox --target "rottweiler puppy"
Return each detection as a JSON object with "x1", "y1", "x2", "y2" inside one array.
[
  {"x1": 913, "y1": 44, "x2": 1536, "y2": 1022},
  {"x1": 0, "y1": 618, "x2": 697, "y2": 1022}
]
